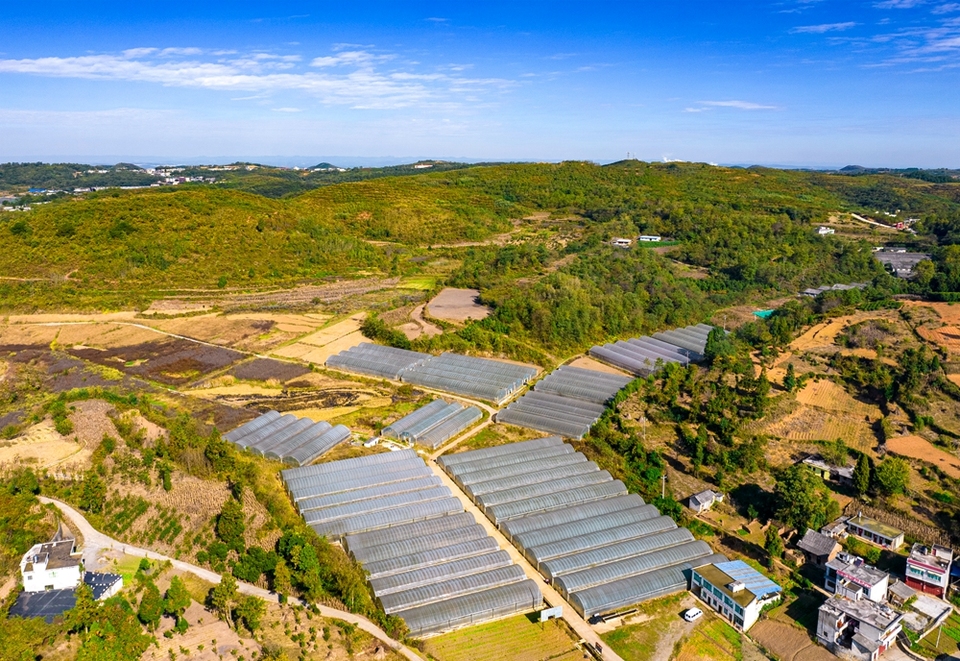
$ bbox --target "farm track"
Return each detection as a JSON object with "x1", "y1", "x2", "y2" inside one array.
[{"x1": 39, "y1": 497, "x2": 424, "y2": 661}]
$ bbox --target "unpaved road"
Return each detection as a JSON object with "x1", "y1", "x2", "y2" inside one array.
[{"x1": 39, "y1": 497, "x2": 423, "y2": 661}]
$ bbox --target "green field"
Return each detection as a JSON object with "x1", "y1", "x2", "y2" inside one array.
[{"x1": 422, "y1": 614, "x2": 580, "y2": 661}]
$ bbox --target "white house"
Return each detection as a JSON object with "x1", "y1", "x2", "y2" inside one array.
[
  {"x1": 818, "y1": 226, "x2": 836, "y2": 235},
  {"x1": 817, "y1": 596, "x2": 903, "y2": 661},
  {"x1": 825, "y1": 552, "x2": 890, "y2": 603},
  {"x1": 688, "y1": 489, "x2": 723, "y2": 514},
  {"x1": 638, "y1": 235, "x2": 662, "y2": 242},
  {"x1": 691, "y1": 560, "x2": 782, "y2": 631},
  {"x1": 20, "y1": 538, "x2": 82, "y2": 592},
  {"x1": 611, "y1": 238, "x2": 633, "y2": 248}
]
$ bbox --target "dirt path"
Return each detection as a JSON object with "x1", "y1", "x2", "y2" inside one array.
[
  {"x1": 411, "y1": 305, "x2": 442, "y2": 336},
  {"x1": 424, "y1": 464, "x2": 626, "y2": 661},
  {"x1": 38, "y1": 497, "x2": 423, "y2": 661}
]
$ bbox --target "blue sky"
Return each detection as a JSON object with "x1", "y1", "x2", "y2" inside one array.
[{"x1": 1, "y1": 1, "x2": 958, "y2": 167}]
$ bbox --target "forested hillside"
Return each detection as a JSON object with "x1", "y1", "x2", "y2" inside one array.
[{"x1": 2, "y1": 160, "x2": 959, "y2": 318}]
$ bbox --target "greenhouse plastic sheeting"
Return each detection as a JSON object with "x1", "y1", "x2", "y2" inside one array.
[
  {"x1": 627, "y1": 338, "x2": 691, "y2": 364},
  {"x1": 302, "y1": 486, "x2": 452, "y2": 525},
  {"x1": 350, "y1": 524, "x2": 487, "y2": 564},
  {"x1": 282, "y1": 448, "x2": 417, "y2": 481},
  {"x1": 400, "y1": 402, "x2": 463, "y2": 441},
  {"x1": 452, "y1": 452, "x2": 588, "y2": 489},
  {"x1": 552, "y1": 540, "x2": 712, "y2": 597},
  {"x1": 651, "y1": 331, "x2": 705, "y2": 357},
  {"x1": 443, "y1": 442, "x2": 573, "y2": 478},
  {"x1": 634, "y1": 335, "x2": 700, "y2": 360},
  {"x1": 526, "y1": 514, "x2": 678, "y2": 567},
  {"x1": 417, "y1": 407, "x2": 482, "y2": 449},
  {"x1": 380, "y1": 565, "x2": 527, "y2": 614},
  {"x1": 282, "y1": 425, "x2": 352, "y2": 466},
  {"x1": 286, "y1": 462, "x2": 430, "y2": 500},
  {"x1": 233, "y1": 414, "x2": 300, "y2": 449},
  {"x1": 587, "y1": 345, "x2": 653, "y2": 376},
  {"x1": 395, "y1": 580, "x2": 543, "y2": 637},
  {"x1": 253, "y1": 420, "x2": 331, "y2": 457},
  {"x1": 283, "y1": 452, "x2": 422, "y2": 491},
  {"x1": 224, "y1": 410, "x2": 280, "y2": 442},
  {"x1": 438, "y1": 436, "x2": 563, "y2": 468},
  {"x1": 534, "y1": 367, "x2": 631, "y2": 405},
  {"x1": 539, "y1": 527, "x2": 695, "y2": 580},
  {"x1": 465, "y1": 462, "x2": 601, "y2": 499},
  {"x1": 501, "y1": 493, "x2": 646, "y2": 541},
  {"x1": 486, "y1": 481, "x2": 628, "y2": 525},
  {"x1": 310, "y1": 497, "x2": 463, "y2": 540},
  {"x1": 512, "y1": 504, "x2": 661, "y2": 551},
  {"x1": 363, "y1": 537, "x2": 501, "y2": 579},
  {"x1": 494, "y1": 409, "x2": 593, "y2": 440},
  {"x1": 369, "y1": 551, "x2": 512, "y2": 596},
  {"x1": 326, "y1": 342, "x2": 432, "y2": 379},
  {"x1": 297, "y1": 476, "x2": 442, "y2": 514},
  {"x1": 382, "y1": 400, "x2": 450, "y2": 439},
  {"x1": 566, "y1": 553, "x2": 730, "y2": 618},
  {"x1": 343, "y1": 512, "x2": 476, "y2": 555},
  {"x1": 475, "y1": 471, "x2": 614, "y2": 511}
]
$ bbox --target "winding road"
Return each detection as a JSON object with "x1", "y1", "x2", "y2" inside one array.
[{"x1": 38, "y1": 497, "x2": 423, "y2": 661}]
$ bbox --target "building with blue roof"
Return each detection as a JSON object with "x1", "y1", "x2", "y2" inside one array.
[{"x1": 691, "y1": 560, "x2": 782, "y2": 631}]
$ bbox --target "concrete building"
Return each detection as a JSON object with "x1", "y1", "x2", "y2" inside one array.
[
  {"x1": 835, "y1": 514, "x2": 905, "y2": 550},
  {"x1": 691, "y1": 560, "x2": 782, "y2": 632},
  {"x1": 801, "y1": 455, "x2": 854, "y2": 487},
  {"x1": 818, "y1": 226, "x2": 836, "y2": 235},
  {"x1": 638, "y1": 235, "x2": 662, "y2": 242},
  {"x1": 905, "y1": 544, "x2": 953, "y2": 598},
  {"x1": 688, "y1": 490, "x2": 723, "y2": 514},
  {"x1": 825, "y1": 553, "x2": 889, "y2": 603},
  {"x1": 611, "y1": 238, "x2": 633, "y2": 248},
  {"x1": 817, "y1": 596, "x2": 903, "y2": 661},
  {"x1": 797, "y1": 529, "x2": 841, "y2": 568},
  {"x1": 20, "y1": 537, "x2": 82, "y2": 593}
]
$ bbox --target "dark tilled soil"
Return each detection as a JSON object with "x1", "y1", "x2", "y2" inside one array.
[
  {"x1": 229, "y1": 358, "x2": 311, "y2": 383},
  {"x1": 68, "y1": 339, "x2": 244, "y2": 386},
  {"x1": 205, "y1": 388, "x2": 374, "y2": 414}
]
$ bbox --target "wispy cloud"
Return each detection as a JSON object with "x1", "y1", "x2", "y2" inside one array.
[
  {"x1": 0, "y1": 46, "x2": 514, "y2": 110},
  {"x1": 875, "y1": 0, "x2": 926, "y2": 7},
  {"x1": 700, "y1": 100, "x2": 779, "y2": 110},
  {"x1": 273, "y1": 107, "x2": 301, "y2": 112},
  {"x1": 791, "y1": 21, "x2": 857, "y2": 33},
  {"x1": 933, "y1": 2, "x2": 960, "y2": 12}
]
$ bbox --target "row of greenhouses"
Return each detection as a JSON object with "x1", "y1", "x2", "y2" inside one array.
[
  {"x1": 382, "y1": 399, "x2": 482, "y2": 449},
  {"x1": 588, "y1": 324, "x2": 718, "y2": 376},
  {"x1": 223, "y1": 411, "x2": 350, "y2": 467},
  {"x1": 325, "y1": 343, "x2": 538, "y2": 405},
  {"x1": 280, "y1": 451, "x2": 542, "y2": 636},
  {"x1": 439, "y1": 438, "x2": 725, "y2": 618}
]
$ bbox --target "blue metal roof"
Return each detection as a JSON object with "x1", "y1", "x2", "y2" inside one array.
[{"x1": 714, "y1": 560, "x2": 781, "y2": 599}]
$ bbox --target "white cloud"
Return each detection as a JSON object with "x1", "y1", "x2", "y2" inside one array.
[
  {"x1": 875, "y1": 0, "x2": 925, "y2": 7},
  {"x1": 0, "y1": 47, "x2": 510, "y2": 110},
  {"x1": 700, "y1": 100, "x2": 779, "y2": 110},
  {"x1": 791, "y1": 22, "x2": 857, "y2": 33},
  {"x1": 933, "y1": 2, "x2": 960, "y2": 12},
  {"x1": 273, "y1": 107, "x2": 301, "y2": 112}
]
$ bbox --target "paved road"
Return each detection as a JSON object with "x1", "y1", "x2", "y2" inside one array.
[
  {"x1": 425, "y1": 462, "x2": 624, "y2": 661},
  {"x1": 39, "y1": 497, "x2": 422, "y2": 661}
]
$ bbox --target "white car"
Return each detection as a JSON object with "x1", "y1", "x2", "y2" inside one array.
[{"x1": 683, "y1": 607, "x2": 703, "y2": 622}]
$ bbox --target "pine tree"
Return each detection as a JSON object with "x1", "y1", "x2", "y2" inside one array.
[
  {"x1": 210, "y1": 574, "x2": 238, "y2": 628},
  {"x1": 784, "y1": 363, "x2": 797, "y2": 392},
  {"x1": 65, "y1": 583, "x2": 100, "y2": 635},
  {"x1": 216, "y1": 498, "x2": 246, "y2": 553},
  {"x1": 235, "y1": 595, "x2": 266, "y2": 633},
  {"x1": 164, "y1": 576, "x2": 191, "y2": 620},
  {"x1": 137, "y1": 580, "x2": 163, "y2": 630},
  {"x1": 853, "y1": 453, "x2": 871, "y2": 496}
]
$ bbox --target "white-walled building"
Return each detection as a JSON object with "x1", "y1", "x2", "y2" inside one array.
[
  {"x1": 20, "y1": 538, "x2": 82, "y2": 592},
  {"x1": 825, "y1": 553, "x2": 889, "y2": 603},
  {"x1": 691, "y1": 560, "x2": 782, "y2": 632},
  {"x1": 817, "y1": 596, "x2": 903, "y2": 661}
]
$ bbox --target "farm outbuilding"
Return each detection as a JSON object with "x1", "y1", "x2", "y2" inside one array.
[
  {"x1": 439, "y1": 438, "x2": 720, "y2": 617},
  {"x1": 280, "y1": 451, "x2": 542, "y2": 636},
  {"x1": 223, "y1": 411, "x2": 350, "y2": 466}
]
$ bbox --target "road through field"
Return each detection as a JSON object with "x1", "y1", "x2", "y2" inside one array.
[
  {"x1": 38, "y1": 497, "x2": 423, "y2": 661},
  {"x1": 425, "y1": 463, "x2": 625, "y2": 661}
]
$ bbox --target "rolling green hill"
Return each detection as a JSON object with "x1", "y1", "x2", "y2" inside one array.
[{"x1": 1, "y1": 160, "x2": 959, "y2": 312}]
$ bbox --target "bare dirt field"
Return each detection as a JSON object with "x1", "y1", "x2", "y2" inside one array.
[
  {"x1": 567, "y1": 356, "x2": 632, "y2": 376},
  {"x1": 0, "y1": 419, "x2": 89, "y2": 471},
  {"x1": 795, "y1": 379, "x2": 881, "y2": 419},
  {"x1": 905, "y1": 301, "x2": 960, "y2": 326},
  {"x1": 888, "y1": 434, "x2": 960, "y2": 479},
  {"x1": 272, "y1": 314, "x2": 367, "y2": 365},
  {"x1": 917, "y1": 325, "x2": 960, "y2": 356},
  {"x1": 749, "y1": 620, "x2": 833, "y2": 661},
  {"x1": 427, "y1": 288, "x2": 491, "y2": 323},
  {"x1": 789, "y1": 311, "x2": 895, "y2": 353}
]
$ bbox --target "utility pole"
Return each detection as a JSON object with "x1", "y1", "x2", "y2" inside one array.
[
  {"x1": 661, "y1": 473, "x2": 666, "y2": 499},
  {"x1": 639, "y1": 415, "x2": 647, "y2": 445}
]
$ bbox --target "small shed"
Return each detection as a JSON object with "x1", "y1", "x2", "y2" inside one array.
[{"x1": 688, "y1": 490, "x2": 723, "y2": 514}]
